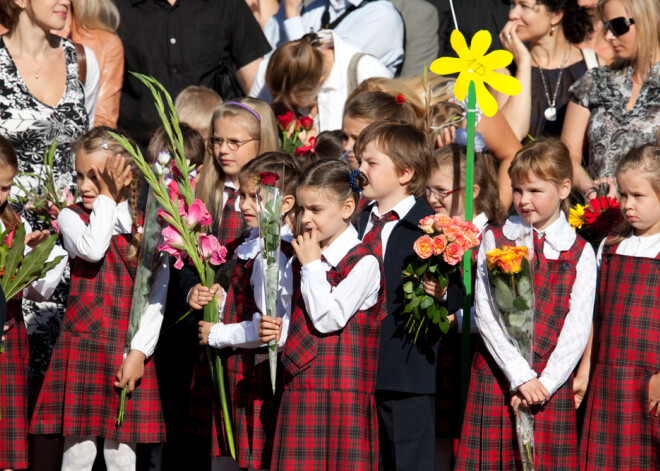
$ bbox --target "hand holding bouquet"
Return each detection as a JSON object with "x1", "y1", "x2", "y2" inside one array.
[{"x1": 402, "y1": 215, "x2": 480, "y2": 343}]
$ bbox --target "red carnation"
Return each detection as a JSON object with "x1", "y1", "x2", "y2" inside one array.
[
  {"x1": 277, "y1": 111, "x2": 296, "y2": 130},
  {"x1": 583, "y1": 196, "x2": 623, "y2": 233},
  {"x1": 296, "y1": 116, "x2": 314, "y2": 131},
  {"x1": 395, "y1": 94, "x2": 405, "y2": 105},
  {"x1": 259, "y1": 172, "x2": 280, "y2": 186}
]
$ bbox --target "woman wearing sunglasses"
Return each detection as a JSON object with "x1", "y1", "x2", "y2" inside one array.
[
  {"x1": 562, "y1": 0, "x2": 660, "y2": 197},
  {"x1": 498, "y1": 0, "x2": 594, "y2": 141}
]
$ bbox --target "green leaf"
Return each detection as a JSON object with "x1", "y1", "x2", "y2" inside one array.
[
  {"x1": 420, "y1": 295, "x2": 434, "y2": 310},
  {"x1": 513, "y1": 297, "x2": 530, "y2": 311},
  {"x1": 403, "y1": 281, "x2": 413, "y2": 294},
  {"x1": 403, "y1": 262, "x2": 415, "y2": 275},
  {"x1": 493, "y1": 277, "x2": 514, "y2": 311},
  {"x1": 410, "y1": 295, "x2": 420, "y2": 308},
  {"x1": 415, "y1": 262, "x2": 428, "y2": 277},
  {"x1": 403, "y1": 302, "x2": 415, "y2": 313}
]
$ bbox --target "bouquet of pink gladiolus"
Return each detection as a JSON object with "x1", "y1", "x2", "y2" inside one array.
[{"x1": 109, "y1": 73, "x2": 235, "y2": 458}]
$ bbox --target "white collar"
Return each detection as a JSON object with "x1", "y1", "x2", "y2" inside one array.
[
  {"x1": 370, "y1": 195, "x2": 416, "y2": 221},
  {"x1": 225, "y1": 177, "x2": 237, "y2": 191},
  {"x1": 330, "y1": 0, "x2": 362, "y2": 10},
  {"x1": 321, "y1": 224, "x2": 359, "y2": 267},
  {"x1": 473, "y1": 212, "x2": 489, "y2": 234},
  {"x1": 235, "y1": 224, "x2": 295, "y2": 260},
  {"x1": 503, "y1": 212, "x2": 576, "y2": 251}
]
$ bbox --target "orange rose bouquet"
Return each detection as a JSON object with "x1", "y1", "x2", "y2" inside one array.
[
  {"x1": 485, "y1": 243, "x2": 535, "y2": 471},
  {"x1": 402, "y1": 215, "x2": 480, "y2": 343}
]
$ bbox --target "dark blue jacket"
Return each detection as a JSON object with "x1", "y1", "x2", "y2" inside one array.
[{"x1": 357, "y1": 198, "x2": 465, "y2": 394}]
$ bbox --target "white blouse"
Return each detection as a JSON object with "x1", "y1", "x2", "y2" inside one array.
[
  {"x1": 596, "y1": 231, "x2": 660, "y2": 264},
  {"x1": 300, "y1": 224, "x2": 380, "y2": 333},
  {"x1": 474, "y1": 213, "x2": 597, "y2": 395},
  {"x1": 58, "y1": 195, "x2": 168, "y2": 357},
  {"x1": 208, "y1": 226, "x2": 295, "y2": 350}
]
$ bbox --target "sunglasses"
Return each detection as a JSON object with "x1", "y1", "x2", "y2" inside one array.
[{"x1": 603, "y1": 17, "x2": 635, "y2": 37}]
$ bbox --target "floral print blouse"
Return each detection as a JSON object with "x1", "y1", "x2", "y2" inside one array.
[{"x1": 569, "y1": 62, "x2": 660, "y2": 179}]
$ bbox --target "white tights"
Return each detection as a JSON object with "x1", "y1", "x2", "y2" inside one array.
[{"x1": 61, "y1": 436, "x2": 136, "y2": 471}]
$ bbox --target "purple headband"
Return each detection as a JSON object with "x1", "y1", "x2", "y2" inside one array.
[{"x1": 225, "y1": 101, "x2": 261, "y2": 122}]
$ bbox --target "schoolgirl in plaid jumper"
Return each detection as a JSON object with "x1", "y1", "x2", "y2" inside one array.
[
  {"x1": 260, "y1": 159, "x2": 386, "y2": 471},
  {"x1": 456, "y1": 140, "x2": 597, "y2": 471},
  {"x1": 0, "y1": 136, "x2": 67, "y2": 471},
  {"x1": 197, "y1": 152, "x2": 301, "y2": 469},
  {"x1": 30, "y1": 129, "x2": 168, "y2": 471},
  {"x1": 177, "y1": 99, "x2": 280, "y2": 468},
  {"x1": 580, "y1": 145, "x2": 660, "y2": 470},
  {"x1": 424, "y1": 144, "x2": 508, "y2": 465}
]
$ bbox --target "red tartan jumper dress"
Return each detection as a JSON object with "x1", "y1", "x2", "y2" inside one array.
[
  {"x1": 30, "y1": 204, "x2": 165, "y2": 443},
  {"x1": 580, "y1": 242, "x2": 660, "y2": 470},
  {"x1": 184, "y1": 190, "x2": 248, "y2": 454},
  {"x1": 456, "y1": 226, "x2": 586, "y2": 471},
  {"x1": 272, "y1": 244, "x2": 387, "y2": 471},
  {"x1": 0, "y1": 295, "x2": 28, "y2": 469},
  {"x1": 218, "y1": 241, "x2": 294, "y2": 467}
]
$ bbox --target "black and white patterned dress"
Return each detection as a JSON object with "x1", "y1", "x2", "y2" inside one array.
[{"x1": 0, "y1": 36, "x2": 88, "y2": 381}]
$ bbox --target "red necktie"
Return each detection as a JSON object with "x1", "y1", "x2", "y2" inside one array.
[{"x1": 363, "y1": 211, "x2": 398, "y2": 260}]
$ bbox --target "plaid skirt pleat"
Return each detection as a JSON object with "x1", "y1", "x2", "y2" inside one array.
[
  {"x1": 0, "y1": 302, "x2": 28, "y2": 470},
  {"x1": 580, "y1": 248, "x2": 660, "y2": 469},
  {"x1": 271, "y1": 390, "x2": 378, "y2": 471},
  {"x1": 456, "y1": 346, "x2": 579, "y2": 471}
]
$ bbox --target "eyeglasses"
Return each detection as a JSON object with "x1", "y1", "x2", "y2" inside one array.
[
  {"x1": 603, "y1": 17, "x2": 635, "y2": 37},
  {"x1": 425, "y1": 186, "x2": 463, "y2": 200},
  {"x1": 207, "y1": 137, "x2": 257, "y2": 151}
]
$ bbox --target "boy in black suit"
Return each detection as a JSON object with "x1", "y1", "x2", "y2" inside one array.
[{"x1": 355, "y1": 121, "x2": 465, "y2": 471}]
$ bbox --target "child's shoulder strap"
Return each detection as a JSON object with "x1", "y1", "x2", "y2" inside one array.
[
  {"x1": 66, "y1": 202, "x2": 91, "y2": 224},
  {"x1": 335, "y1": 243, "x2": 372, "y2": 277}
]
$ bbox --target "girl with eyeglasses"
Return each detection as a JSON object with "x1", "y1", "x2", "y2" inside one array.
[{"x1": 562, "y1": 0, "x2": 660, "y2": 198}]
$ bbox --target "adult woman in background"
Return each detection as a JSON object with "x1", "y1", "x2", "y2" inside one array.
[
  {"x1": 498, "y1": 0, "x2": 593, "y2": 140},
  {"x1": 562, "y1": 0, "x2": 660, "y2": 195},
  {"x1": 59, "y1": 0, "x2": 123, "y2": 127}
]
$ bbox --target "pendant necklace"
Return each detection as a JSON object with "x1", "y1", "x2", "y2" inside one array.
[
  {"x1": 532, "y1": 39, "x2": 570, "y2": 122},
  {"x1": 33, "y1": 45, "x2": 52, "y2": 79}
]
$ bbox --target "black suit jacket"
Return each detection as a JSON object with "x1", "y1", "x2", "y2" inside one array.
[{"x1": 358, "y1": 198, "x2": 465, "y2": 394}]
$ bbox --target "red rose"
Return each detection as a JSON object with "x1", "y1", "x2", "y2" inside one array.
[
  {"x1": 259, "y1": 172, "x2": 280, "y2": 186},
  {"x1": 296, "y1": 116, "x2": 314, "y2": 131},
  {"x1": 277, "y1": 111, "x2": 296, "y2": 130},
  {"x1": 295, "y1": 136, "x2": 316, "y2": 156}
]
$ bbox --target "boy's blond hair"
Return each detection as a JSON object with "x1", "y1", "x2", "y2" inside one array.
[{"x1": 174, "y1": 86, "x2": 222, "y2": 139}]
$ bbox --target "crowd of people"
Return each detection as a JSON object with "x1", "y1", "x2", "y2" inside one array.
[{"x1": 0, "y1": 0, "x2": 658, "y2": 470}]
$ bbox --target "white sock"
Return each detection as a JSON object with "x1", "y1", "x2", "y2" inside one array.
[
  {"x1": 103, "y1": 439, "x2": 136, "y2": 471},
  {"x1": 61, "y1": 436, "x2": 97, "y2": 471}
]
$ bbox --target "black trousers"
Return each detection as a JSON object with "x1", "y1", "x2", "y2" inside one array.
[{"x1": 375, "y1": 390, "x2": 436, "y2": 471}]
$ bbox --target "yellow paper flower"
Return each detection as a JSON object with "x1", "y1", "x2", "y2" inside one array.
[
  {"x1": 569, "y1": 204, "x2": 588, "y2": 229},
  {"x1": 430, "y1": 30, "x2": 522, "y2": 117}
]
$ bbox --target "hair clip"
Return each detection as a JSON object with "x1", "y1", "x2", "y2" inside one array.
[
  {"x1": 349, "y1": 169, "x2": 362, "y2": 194},
  {"x1": 101, "y1": 136, "x2": 109, "y2": 150},
  {"x1": 395, "y1": 94, "x2": 405, "y2": 105}
]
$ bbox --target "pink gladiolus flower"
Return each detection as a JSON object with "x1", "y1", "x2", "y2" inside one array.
[
  {"x1": 443, "y1": 242, "x2": 464, "y2": 265},
  {"x1": 186, "y1": 199, "x2": 212, "y2": 227},
  {"x1": 51, "y1": 219, "x2": 60, "y2": 233},
  {"x1": 173, "y1": 255, "x2": 185, "y2": 270},
  {"x1": 157, "y1": 208, "x2": 175, "y2": 224},
  {"x1": 419, "y1": 215, "x2": 436, "y2": 234},
  {"x1": 63, "y1": 188, "x2": 75, "y2": 206},
  {"x1": 158, "y1": 225, "x2": 184, "y2": 256},
  {"x1": 168, "y1": 180, "x2": 179, "y2": 200},
  {"x1": 198, "y1": 234, "x2": 228, "y2": 266}
]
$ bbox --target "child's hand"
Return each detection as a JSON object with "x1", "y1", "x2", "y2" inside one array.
[
  {"x1": 423, "y1": 275, "x2": 447, "y2": 300},
  {"x1": 188, "y1": 283, "x2": 221, "y2": 310},
  {"x1": 114, "y1": 349, "x2": 146, "y2": 393},
  {"x1": 516, "y1": 378, "x2": 550, "y2": 409},
  {"x1": 573, "y1": 372, "x2": 589, "y2": 410},
  {"x1": 91, "y1": 153, "x2": 133, "y2": 203},
  {"x1": 649, "y1": 373, "x2": 660, "y2": 416},
  {"x1": 25, "y1": 230, "x2": 50, "y2": 248},
  {"x1": 258, "y1": 315, "x2": 282, "y2": 344},
  {"x1": 198, "y1": 321, "x2": 215, "y2": 346},
  {"x1": 292, "y1": 228, "x2": 321, "y2": 266},
  {"x1": 2, "y1": 324, "x2": 8, "y2": 343}
]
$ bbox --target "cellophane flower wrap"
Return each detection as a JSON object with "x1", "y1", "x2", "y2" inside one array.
[
  {"x1": 484, "y1": 231, "x2": 535, "y2": 471},
  {"x1": 109, "y1": 73, "x2": 235, "y2": 458},
  {"x1": 255, "y1": 171, "x2": 282, "y2": 394},
  {"x1": 402, "y1": 215, "x2": 480, "y2": 343},
  {"x1": 568, "y1": 184, "x2": 623, "y2": 249},
  {"x1": 11, "y1": 139, "x2": 76, "y2": 233}
]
